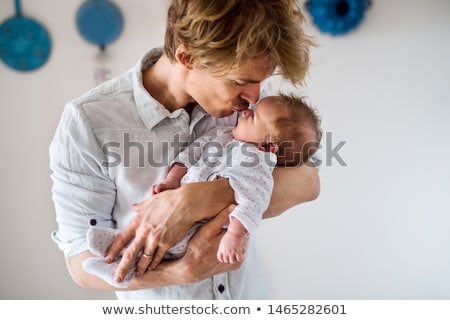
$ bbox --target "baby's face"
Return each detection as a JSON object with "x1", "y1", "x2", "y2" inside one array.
[{"x1": 232, "y1": 96, "x2": 285, "y2": 143}]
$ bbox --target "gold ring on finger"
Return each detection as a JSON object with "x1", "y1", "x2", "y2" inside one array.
[{"x1": 142, "y1": 252, "x2": 153, "y2": 258}]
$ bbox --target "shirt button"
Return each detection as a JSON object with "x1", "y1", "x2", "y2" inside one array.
[
  {"x1": 218, "y1": 284, "x2": 225, "y2": 293},
  {"x1": 89, "y1": 219, "x2": 97, "y2": 226}
]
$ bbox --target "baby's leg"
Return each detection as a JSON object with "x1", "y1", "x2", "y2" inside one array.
[
  {"x1": 83, "y1": 227, "x2": 135, "y2": 288},
  {"x1": 217, "y1": 231, "x2": 248, "y2": 264}
]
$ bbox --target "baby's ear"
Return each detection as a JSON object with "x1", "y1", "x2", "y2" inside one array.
[{"x1": 258, "y1": 141, "x2": 279, "y2": 154}]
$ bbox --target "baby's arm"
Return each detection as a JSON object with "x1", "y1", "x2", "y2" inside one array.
[
  {"x1": 152, "y1": 163, "x2": 187, "y2": 194},
  {"x1": 217, "y1": 217, "x2": 248, "y2": 264}
]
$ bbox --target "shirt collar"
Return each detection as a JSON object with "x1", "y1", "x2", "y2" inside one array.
[
  {"x1": 132, "y1": 48, "x2": 185, "y2": 130},
  {"x1": 189, "y1": 105, "x2": 208, "y2": 132}
]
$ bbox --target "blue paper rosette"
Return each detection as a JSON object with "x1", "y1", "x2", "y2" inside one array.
[{"x1": 306, "y1": 0, "x2": 371, "y2": 36}]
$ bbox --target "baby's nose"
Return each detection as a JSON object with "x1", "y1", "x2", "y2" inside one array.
[{"x1": 241, "y1": 109, "x2": 253, "y2": 117}]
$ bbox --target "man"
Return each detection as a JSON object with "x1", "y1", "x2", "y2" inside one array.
[{"x1": 50, "y1": 0, "x2": 319, "y2": 299}]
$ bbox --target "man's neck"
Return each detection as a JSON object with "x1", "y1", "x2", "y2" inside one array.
[{"x1": 142, "y1": 55, "x2": 194, "y2": 113}]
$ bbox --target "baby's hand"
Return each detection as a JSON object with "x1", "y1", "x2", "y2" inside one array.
[
  {"x1": 217, "y1": 231, "x2": 248, "y2": 264},
  {"x1": 151, "y1": 178, "x2": 180, "y2": 194}
]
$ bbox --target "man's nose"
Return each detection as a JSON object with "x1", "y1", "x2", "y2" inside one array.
[{"x1": 240, "y1": 83, "x2": 260, "y2": 104}]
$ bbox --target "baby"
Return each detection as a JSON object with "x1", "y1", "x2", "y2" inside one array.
[{"x1": 83, "y1": 93, "x2": 322, "y2": 287}]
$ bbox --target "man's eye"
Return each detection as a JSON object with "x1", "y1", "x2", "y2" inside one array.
[{"x1": 234, "y1": 81, "x2": 246, "y2": 86}]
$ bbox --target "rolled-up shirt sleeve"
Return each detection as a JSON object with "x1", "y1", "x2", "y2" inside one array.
[{"x1": 50, "y1": 103, "x2": 116, "y2": 258}]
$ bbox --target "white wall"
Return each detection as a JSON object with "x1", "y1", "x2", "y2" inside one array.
[{"x1": 0, "y1": 0, "x2": 449, "y2": 299}]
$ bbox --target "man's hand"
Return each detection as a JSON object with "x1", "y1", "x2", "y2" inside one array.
[
  {"x1": 177, "y1": 204, "x2": 242, "y2": 281},
  {"x1": 132, "y1": 204, "x2": 241, "y2": 288},
  {"x1": 105, "y1": 187, "x2": 192, "y2": 283},
  {"x1": 106, "y1": 180, "x2": 234, "y2": 284}
]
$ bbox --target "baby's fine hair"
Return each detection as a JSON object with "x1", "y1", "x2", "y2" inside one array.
[
  {"x1": 270, "y1": 94, "x2": 322, "y2": 167},
  {"x1": 164, "y1": 0, "x2": 314, "y2": 85}
]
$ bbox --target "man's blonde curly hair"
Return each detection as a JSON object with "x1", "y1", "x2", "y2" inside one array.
[{"x1": 164, "y1": 0, "x2": 315, "y2": 85}]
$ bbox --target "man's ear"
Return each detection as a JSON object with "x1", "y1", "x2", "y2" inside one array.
[
  {"x1": 258, "y1": 141, "x2": 279, "y2": 154},
  {"x1": 175, "y1": 45, "x2": 193, "y2": 70}
]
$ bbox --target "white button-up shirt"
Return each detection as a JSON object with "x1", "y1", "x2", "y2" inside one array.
[{"x1": 50, "y1": 48, "x2": 271, "y2": 299}]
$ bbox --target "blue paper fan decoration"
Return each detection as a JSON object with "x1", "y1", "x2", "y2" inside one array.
[
  {"x1": 306, "y1": 0, "x2": 371, "y2": 36},
  {"x1": 76, "y1": 0, "x2": 123, "y2": 49}
]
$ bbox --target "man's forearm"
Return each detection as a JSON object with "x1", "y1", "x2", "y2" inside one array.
[
  {"x1": 66, "y1": 251, "x2": 188, "y2": 291},
  {"x1": 67, "y1": 251, "x2": 125, "y2": 290},
  {"x1": 189, "y1": 162, "x2": 320, "y2": 221},
  {"x1": 264, "y1": 162, "x2": 320, "y2": 219},
  {"x1": 178, "y1": 178, "x2": 235, "y2": 221}
]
